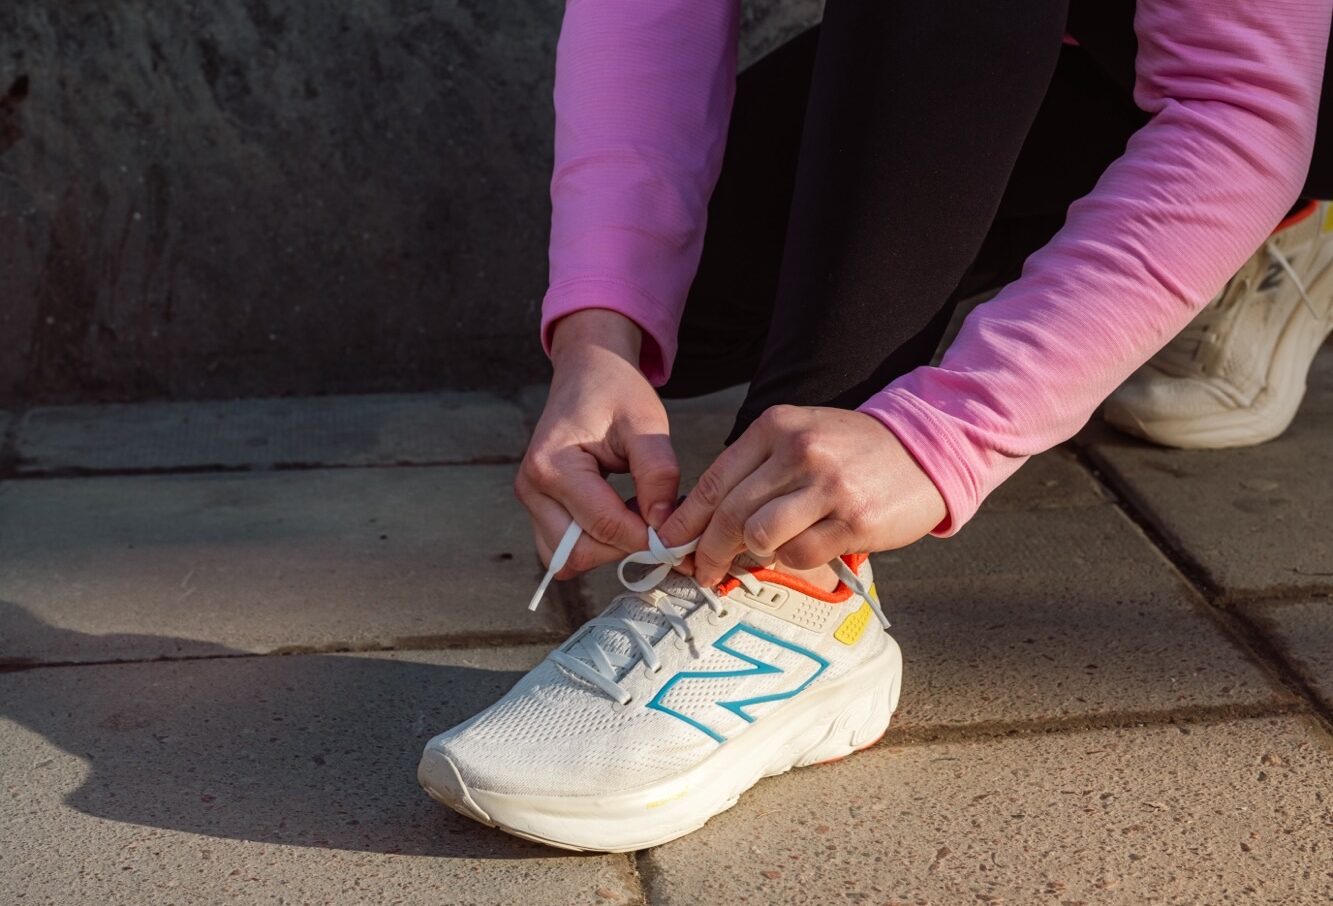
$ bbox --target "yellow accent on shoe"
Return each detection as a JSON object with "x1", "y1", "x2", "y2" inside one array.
[
  {"x1": 834, "y1": 602, "x2": 873, "y2": 646},
  {"x1": 1322, "y1": 202, "x2": 1333, "y2": 233}
]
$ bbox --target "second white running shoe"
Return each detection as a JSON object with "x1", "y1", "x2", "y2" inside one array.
[
  {"x1": 419, "y1": 526, "x2": 901, "y2": 852},
  {"x1": 1104, "y1": 201, "x2": 1333, "y2": 449}
]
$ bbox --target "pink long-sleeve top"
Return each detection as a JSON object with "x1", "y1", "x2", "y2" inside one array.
[{"x1": 541, "y1": 0, "x2": 1331, "y2": 534}]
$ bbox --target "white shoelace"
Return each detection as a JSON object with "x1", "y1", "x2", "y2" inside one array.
[
  {"x1": 1269, "y1": 241, "x2": 1320, "y2": 321},
  {"x1": 526, "y1": 522, "x2": 889, "y2": 704}
]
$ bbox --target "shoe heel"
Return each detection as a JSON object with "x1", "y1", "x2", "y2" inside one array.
[{"x1": 795, "y1": 668, "x2": 900, "y2": 768}]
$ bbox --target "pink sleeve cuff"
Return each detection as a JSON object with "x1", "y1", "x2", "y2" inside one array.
[
  {"x1": 541, "y1": 277, "x2": 684, "y2": 386},
  {"x1": 857, "y1": 386, "x2": 1028, "y2": 537}
]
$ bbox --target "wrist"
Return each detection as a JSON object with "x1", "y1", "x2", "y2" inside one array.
[{"x1": 550, "y1": 309, "x2": 644, "y2": 370}]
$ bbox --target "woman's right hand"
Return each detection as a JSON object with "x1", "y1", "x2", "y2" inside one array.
[{"x1": 514, "y1": 309, "x2": 682, "y2": 578}]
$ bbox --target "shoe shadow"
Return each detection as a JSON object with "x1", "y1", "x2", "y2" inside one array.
[{"x1": 0, "y1": 600, "x2": 573, "y2": 859}]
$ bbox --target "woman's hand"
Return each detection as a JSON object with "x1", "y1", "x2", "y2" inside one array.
[
  {"x1": 515, "y1": 310, "x2": 681, "y2": 578},
  {"x1": 659, "y1": 405, "x2": 947, "y2": 586}
]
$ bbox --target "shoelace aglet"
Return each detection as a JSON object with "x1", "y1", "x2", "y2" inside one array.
[
  {"x1": 527, "y1": 521, "x2": 584, "y2": 611},
  {"x1": 833, "y1": 558, "x2": 891, "y2": 629}
]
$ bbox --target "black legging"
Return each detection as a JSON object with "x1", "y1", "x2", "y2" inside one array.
[{"x1": 662, "y1": 0, "x2": 1333, "y2": 441}]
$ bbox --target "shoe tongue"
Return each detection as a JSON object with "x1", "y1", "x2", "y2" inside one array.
[
  {"x1": 656, "y1": 570, "x2": 708, "y2": 602},
  {"x1": 565, "y1": 569, "x2": 707, "y2": 676}
]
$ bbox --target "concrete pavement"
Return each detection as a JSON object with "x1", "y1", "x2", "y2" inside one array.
[{"x1": 2, "y1": 350, "x2": 1331, "y2": 904}]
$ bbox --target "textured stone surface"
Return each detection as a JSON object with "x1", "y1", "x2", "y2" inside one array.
[
  {"x1": 1085, "y1": 346, "x2": 1333, "y2": 599},
  {"x1": 16, "y1": 392, "x2": 528, "y2": 472},
  {"x1": 0, "y1": 465, "x2": 565, "y2": 665},
  {"x1": 642, "y1": 716, "x2": 1333, "y2": 905},
  {"x1": 0, "y1": 1, "x2": 822, "y2": 405},
  {"x1": 0, "y1": 647, "x2": 644, "y2": 905},
  {"x1": 873, "y1": 500, "x2": 1283, "y2": 731},
  {"x1": 1244, "y1": 598, "x2": 1333, "y2": 712}
]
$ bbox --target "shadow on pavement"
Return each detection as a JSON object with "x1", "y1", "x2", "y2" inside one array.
[{"x1": 0, "y1": 600, "x2": 573, "y2": 860}]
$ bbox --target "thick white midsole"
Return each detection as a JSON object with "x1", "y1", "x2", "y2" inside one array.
[{"x1": 419, "y1": 635, "x2": 902, "y2": 852}]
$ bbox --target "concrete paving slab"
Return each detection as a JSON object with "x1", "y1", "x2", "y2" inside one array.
[
  {"x1": 1244, "y1": 598, "x2": 1333, "y2": 712},
  {"x1": 1085, "y1": 346, "x2": 1333, "y2": 599},
  {"x1": 642, "y1": 716, "x2": 1333, "y2": 905},
  {"x1": 875, "y1": 501, "x2": 1283, "y2": 731},
  {"x1": 16, "y1": 392, "x2": 529, "y2": 473},
  {"x1": 0, "y1": 647, "x2": 643, "y2": 905},
  {"x1": 0, "y1": 465, "x2": 566, "y2": 665}
]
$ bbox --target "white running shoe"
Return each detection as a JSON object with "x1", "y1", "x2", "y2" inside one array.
[
  {"x1": 418, "y1": 525, "x2": 901, "y2": 852},
  {"x1": 1104, "y1": 201, "x2": 1333, "y2": 449}
]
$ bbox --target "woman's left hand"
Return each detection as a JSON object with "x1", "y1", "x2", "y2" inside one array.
[{"x1": 658, "y1": 405, "x2": 948, "y2": 587}]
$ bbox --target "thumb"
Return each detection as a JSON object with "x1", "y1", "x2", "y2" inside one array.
[{"x1": 624, "y1": 431, "x2": 681, "y2": 531}]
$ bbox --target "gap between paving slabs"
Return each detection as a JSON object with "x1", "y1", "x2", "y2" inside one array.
[{"x1": 1233, "y1": 597, "x2": 1333, "y2": 718}]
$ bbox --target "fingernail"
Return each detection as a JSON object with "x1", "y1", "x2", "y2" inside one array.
[{"x1": 648, "y1": 502, "x2": 672, "y2": 530}]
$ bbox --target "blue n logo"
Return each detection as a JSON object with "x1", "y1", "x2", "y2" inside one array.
[{"x1": 646, "y1": 624, "x2": 829, "y2": 743}]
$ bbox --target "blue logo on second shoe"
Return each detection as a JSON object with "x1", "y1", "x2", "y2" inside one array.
[{"x1": 646, "y1": 624, "x2": 828, "y2": 743}]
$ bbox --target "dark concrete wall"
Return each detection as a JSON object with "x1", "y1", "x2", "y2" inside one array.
[{"x1": 0, "y1": 1, "x2": 820, "y2": 405}]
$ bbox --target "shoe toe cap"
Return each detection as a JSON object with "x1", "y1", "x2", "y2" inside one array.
[{"x1": 418, "y1": 746, "x2": 494, "y2": 824}]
